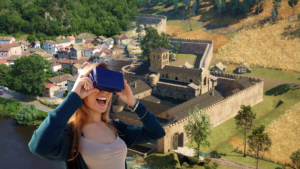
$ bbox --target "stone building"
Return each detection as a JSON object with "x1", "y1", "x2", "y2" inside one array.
[{"x1": 109, "y1": 46, "x2": 263, "y2": 156}]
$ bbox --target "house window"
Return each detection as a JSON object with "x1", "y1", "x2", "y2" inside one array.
[
  {"x1": 166, "y1": 74, "x2": 168, "y2": 78},
  {"x1": 170, "y1": 92, "x2": 172, "y2": 96},
  {"x1": 24, "y1": 49, "x2": 26, "y2": 51},
  {"x1": 183, "y1": 94, "x2": 186, "y2": 98},
  {"x1": 190, "y1": 79, "x2": 192, "y2": 82},
  {"x1": 158, "y1": 89, "x2": 161, "y2": 93},
  {"x1": 204, "y1": 77, "x2": 207, "y2": 85},
  {"x1": 167, "y1": 115, "x2": 169, "y2": 117},
  {"x1": 162, "y1": 74, "x2": 164, "y2": 78},
  {"x1": 175, "y1": 77, "x2": 178, "y2": 80}
]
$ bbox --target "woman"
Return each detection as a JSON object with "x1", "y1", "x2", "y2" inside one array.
[{"x1": 28, "y1": 61, "x2": 166, "y2": 169}]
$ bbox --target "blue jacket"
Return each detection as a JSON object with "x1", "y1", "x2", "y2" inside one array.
[{"x1": 28, "y1": 92, "x2": 166, "y2": 169}]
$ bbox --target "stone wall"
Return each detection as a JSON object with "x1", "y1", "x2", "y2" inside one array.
[
  {"x1": 157, "y1": 77, "x2": 264, "y2": 153},
  {"x1": 169, "y1": 38, "x2": 212, "y2": 55},
  {"x1": 134, "y1": 89, "x2": 152, "y2": 100},
  {"x1": 132, "y1": 14, "x2": 167, "y2": 34}
]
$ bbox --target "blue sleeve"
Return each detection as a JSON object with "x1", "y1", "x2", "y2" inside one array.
[
  {"x1": 28, "y1": 92, "x2": 83, "y2": 161},
  {"x1": 117, "y1": 102, "x2": 166, "y2": 147}
]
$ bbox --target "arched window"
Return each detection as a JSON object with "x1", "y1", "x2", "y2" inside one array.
[
  {"x1": 166, "y1": 74, "x2": 168, "y2": 78},
  {"x1": 204, "y1": 77, "x2": 207, "y2": 85},
  {"x1": 175, "y1": 77, "x2": 178, "y2": 80},
  {"x1": 190, "y1": 79, "x2": 192, "y2": 82}
]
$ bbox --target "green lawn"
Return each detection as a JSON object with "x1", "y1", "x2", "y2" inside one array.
[
  {"x1": 145, "y1": 150, "x2": 182, "y2": 169},
  {"x1": 167, "y1": 19, "x2": 204, "y2": 32},
  {"x1": 176, "y1": 53, "x2": 203, "y2": 60},
  {"x1": 185, "y1": 84, "x2": 300, "y2": 169},
  {"x1": 224, "y1": 67, "x2": 300, "y2": 83}
]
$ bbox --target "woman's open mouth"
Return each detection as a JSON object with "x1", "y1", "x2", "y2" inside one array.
[{"x1": 96, "y1": 98, "x2": 107, "y2": 106}]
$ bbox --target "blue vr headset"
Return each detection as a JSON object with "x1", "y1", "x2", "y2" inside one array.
[{"x1": 87, "y1": 67, "x2": 125, "y2": 94}]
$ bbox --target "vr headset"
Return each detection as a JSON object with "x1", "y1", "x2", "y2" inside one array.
[{"x1": 80, "y1": 67, "x2": 125, "y2": 94}]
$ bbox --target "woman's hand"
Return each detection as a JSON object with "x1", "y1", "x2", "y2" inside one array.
[
  {"x1": 116, "y1": 79, "x2": 137, "y2": 107},
  {"x1": 71, "y1": 66, "x2": 99, "y2": 99}
]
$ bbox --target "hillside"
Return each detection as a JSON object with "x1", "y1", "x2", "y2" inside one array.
[{"x1": 0, "y1": 0, "x2": 140, "y2": 38}]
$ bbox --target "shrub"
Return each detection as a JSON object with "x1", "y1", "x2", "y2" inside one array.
[
  {"x1": 191, "y1": 156, "x2": 199, "y2": 165},
  {"x1": 211, "y1": 150, "x2": 221, "y2": 158},
  {"x1": 205, "y1": 156, "x2": 212, "y2": 163},
  {"x1": 182, "y1": 162, "x2": 189, "y2": 167},
  {"x1": 204, "y1": 164, "x2": 212, "y2": 169},
  {"x1": 16, "y1": 104, "x2": 38, "y2": 125},
  {"x1": 63, "y1": 92, "x2": 68, "y2": 97},
  {"x1": 198, "y1": 161, "x2": 205, "y2": 166},
  {"x1": 213, "y1": 161, "x2": 219, "y2": 168},
  {"x1": 37, "y1": 110, "x2": 48, "y2": 120},
  {"x1": 181, "y1": 166, "x2": 186, "y2": 169}
]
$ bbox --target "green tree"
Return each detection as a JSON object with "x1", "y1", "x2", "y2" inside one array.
[
  {"x1": 62, "y1": 67, "x2": 71, "y2": 75},
  {"x1": 140, "y1": 27, "x2": 173, "y2": 61},
  {"x1": 290, "y1": 149, "x2": 300, "y2": 169},
  {"x1": 247, "y1": 124, "x2": 272, "y2": 169},
  {"x1": 0, "y1": 64, "x2": 10, "y2": 87},
  {"x1": 26, "y1": 34, "x2": 35, "y2": 42},
  {"x1": 192, "y1": 1, "x2": 197, "y2": 14},
  {"x1": 184, "y1": 104, "x2": 213, "y2": 159},
  {"x1": 16, "y1": 104, "x2": 38, "y2": 125},
  {"x1": 9, "y1": 54, "x2": 49, "y2": 97},
  {"x1": 255, "y1": 0, "x2": 267, "y2": 15},
  {"x1": 172, "y1": 41, "x2": 181, "y2": 60},
  {"x1": 173, "y1": 0, "x2": 179, "y2": 10},
  {"x1": 183, "y1": 5, "x2": 194, "y2": 31},
  {"x1": 235, "y1": 104, "x2": 256, "y2": 157},
  {"x1": 288, "y1": 0, "x2": 299, "y2": 15}
]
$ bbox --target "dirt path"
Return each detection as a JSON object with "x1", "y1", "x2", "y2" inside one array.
[{"x1": 213, "y1": 158, "x2": 267, "y2": 169}]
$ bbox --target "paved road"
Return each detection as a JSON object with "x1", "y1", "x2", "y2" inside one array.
[{"x1": 0, "y1": 90, "x2": 53, "y2": 112}]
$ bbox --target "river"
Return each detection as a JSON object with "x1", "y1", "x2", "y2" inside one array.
[{"x1": 0, "y1": 116, "x2": 152, "y2": 169}]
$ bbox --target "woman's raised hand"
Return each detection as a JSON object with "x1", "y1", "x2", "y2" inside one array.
[{"x1": 71, "y1": 66, "x2": 99, "y2": 99}]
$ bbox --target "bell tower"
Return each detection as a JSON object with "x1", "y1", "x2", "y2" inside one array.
[{"x1": 149, "y1": 48, "x2": 170, "y2": 72}]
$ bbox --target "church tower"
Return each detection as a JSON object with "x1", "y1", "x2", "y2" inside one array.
[{"x1": 149, "y1": 48, "x2": 170, "y2": 72}]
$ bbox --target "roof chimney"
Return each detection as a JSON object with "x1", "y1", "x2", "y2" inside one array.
[{"x1": 134, "y1": 82, "x2": 137, "y2": 88}]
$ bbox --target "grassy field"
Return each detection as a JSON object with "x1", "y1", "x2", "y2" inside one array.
[
  {"x1": 235, "y1": 102, "x2": 300, "y2": 165},
  {"x1": 214, "y1": 17, "x2": 300, "y2": 73},
  {"x1": 223, "y1": 67, "x2": 300, "y2": 83},
  {"x1": 184, "y1": 84, "x2": 300, "y2": 169}
]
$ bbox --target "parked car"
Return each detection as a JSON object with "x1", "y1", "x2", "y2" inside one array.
[
  {"x1": 0, "y1": 91, "x2": 3, "y2": 95},
  {"x1": 3, "y1": 87, "x2": 8, "y2": 91}
]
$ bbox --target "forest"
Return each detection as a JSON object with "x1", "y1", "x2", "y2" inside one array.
[{"x1": 0, "y1": 0, "x2": 141, "y2": 38}]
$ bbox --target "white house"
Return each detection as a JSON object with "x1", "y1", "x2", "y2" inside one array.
[
  {"x1": 82, "y1": 47, "x2": 101, "y2": 58},
  {"x1": 0, "y1": 37, "x2": 15, "y2": 44},
  {"x1": 66, "y1": 35, "x2": 76, "y2": 43},
  {"x1": 50, "y1": 62, "x2": 62, "y2": 72},
  {"x1": 56, "y1": 39, "x2": 72, "y2": 48}
]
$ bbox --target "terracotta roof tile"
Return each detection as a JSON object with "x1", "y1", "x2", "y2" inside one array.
[
  {"x1": 45, "y1": 83, "x2": 54, "y2": 89},
  {"x1": 67, "y1": 35, "x2": 76, "y2": 40},
  {"x1": 48, "y1": 74, "x2": 73, "y2": 83},
  {"x1": 0, "y1": 57, "x2": 9, "y2": 64},
  {"x1": 116, "y1": 34, "x2": 129, "y2": 39}
]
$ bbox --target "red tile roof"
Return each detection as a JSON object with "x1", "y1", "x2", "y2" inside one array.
[
  {"x1": 116, "y1": 34, "x2": 129, "y2": 39},
  {"x1": 113, "y1": 45, "x2": 124, "y2": 50},
  {"x1": 101, "y1": 48, "x2": 113, "y2": 54},
  {"x1": 0, "y1": 57, "x2": 9, "y2": 64},
  {"x1": 58, "y1": 58, "x2": 72, "y2": 64},
  {"x1": 45, "y1": 83, "x2": 54, "y2": 89},
  {"x1": 67, "y1": 35, "x2": 76, "y2": 40},
  {"x1": 26, "y1": 53, "x2": 34, "y2": 56}
]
